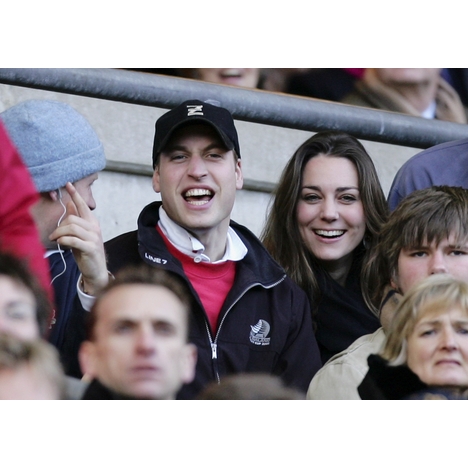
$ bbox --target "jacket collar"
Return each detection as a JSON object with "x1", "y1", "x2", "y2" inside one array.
[
  {"x1": 158, "y1": 206, "x2": 247, "y2": 263},
  {"x1": 137, "y1": 202, "x2": 286, "y2": 287}
]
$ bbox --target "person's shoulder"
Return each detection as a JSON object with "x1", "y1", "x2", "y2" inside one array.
[
  {"x1": 104, "y1": 230, "x2": 140, "y2": 273},
  {"x1": 230, "y1": 221, "x2": 306, "y2": 298},
  {"x1": 306, "y1": 329, "x2": 385, "y2": 400},
  {"x1": 81, "y1": 378, "x2": 116, "y2": 400},
  {"x1": 105, "y1": 202, "x2": 160, "y2": 254},
  {"x1": 388, "y1": 137, "x2": 468, "y2": 209},
  {"x1": 105, "y1": 230, "x2": 138, "y2": 250},
  {"x1": 423, "y1": 137, "x2": 468, "y2": 154},
  {"x1": 64, "y1": 376, "x2": 89, "y2": 400},
  {"x1": 316, "y1": 329, "x2": 384, "y2": 375},
  {"x1": 229, "y1": 219, "x2": 258, "y2": 243},
  {"x1": 327, "y1": 328, "x2": 384, "y2": 366},
  {"x1": 231, "y1": 220, "x2": 284, "y2": 270},
  {"x1": 404, "y1": 137, "x2": 468, "y2": 167}
]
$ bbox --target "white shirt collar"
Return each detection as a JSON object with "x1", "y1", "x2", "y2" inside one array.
[{"x1": 158, "y1": 206, "x2": 247, "y2": 264}]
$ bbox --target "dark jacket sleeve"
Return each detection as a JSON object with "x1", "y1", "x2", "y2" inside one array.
[{"x1": 60, "y1": 294, "x2": 88, "y2": 378}]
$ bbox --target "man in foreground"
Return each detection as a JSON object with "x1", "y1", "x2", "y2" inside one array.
[{"x1": 79, "y1": 265, "x2": 197, "y2": 399}]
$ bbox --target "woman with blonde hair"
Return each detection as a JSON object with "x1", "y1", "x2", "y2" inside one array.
[
  {"x1": 262, "y1": 131, "x2": 388, "y2": 363},
  {"x1": 359, "y1": 274, "x2": 468, "y2": 399}
]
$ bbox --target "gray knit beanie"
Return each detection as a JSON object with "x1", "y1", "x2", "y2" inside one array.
[{"x1": 0, "y1": 99, "x2": 106, "y2": 192}]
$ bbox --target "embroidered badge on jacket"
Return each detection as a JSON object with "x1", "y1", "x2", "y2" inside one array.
[{"x1": 249, "y1": 319, "x2": 271, "y2": 346}]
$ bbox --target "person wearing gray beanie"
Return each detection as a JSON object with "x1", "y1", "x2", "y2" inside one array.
[
  {"x1": 1, "y1": 99, "x2": 106, "y2": 192},
  {"x1": 0, "y1": 99, "x2": 110, "y2": 378}
]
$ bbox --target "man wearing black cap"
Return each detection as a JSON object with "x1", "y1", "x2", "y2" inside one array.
[{"x1": 105, "y1": 100, "x2": 322, "y2": 399}]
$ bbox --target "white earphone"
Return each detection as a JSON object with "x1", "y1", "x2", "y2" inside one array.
[{"x1": 50, "y1": 188, "x2": 68, "y2": 286}]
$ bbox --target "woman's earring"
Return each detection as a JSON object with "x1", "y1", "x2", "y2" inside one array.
[{"x1": 363, "y1": 235, "x2": 371, "y2": 249}]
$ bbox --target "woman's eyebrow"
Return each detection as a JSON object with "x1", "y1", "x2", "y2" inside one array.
[{"x1": 301, "y1": 185, "x2": 359, "y2": 191}]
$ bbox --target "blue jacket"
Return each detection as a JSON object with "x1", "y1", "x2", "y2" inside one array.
[
  {"x1": 388, "y1": 138, "x2": 468, "y2": 211},
  {"x1": 105, "y1": 202, "x2": 322, "y2": 399},
  {"x1": 48, "y1": 249, "x2": 87, "y2": 378}
]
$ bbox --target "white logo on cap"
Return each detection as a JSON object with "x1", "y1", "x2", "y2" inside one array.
[{"x1": 187, "y1": 105, "x2": 204, "y2": 116}]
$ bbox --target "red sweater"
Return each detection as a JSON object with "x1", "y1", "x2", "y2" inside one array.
[{"x1": 158, "y1": 226, "x2": 236, "y2": 334}]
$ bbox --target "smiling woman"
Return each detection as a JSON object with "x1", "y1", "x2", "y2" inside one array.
[
  {"x1": 261, "y1": 131, "x2": 389, "y2": 363},
  {"x1": 358, "y1": 274, "x2": 468, "y2": 399}
]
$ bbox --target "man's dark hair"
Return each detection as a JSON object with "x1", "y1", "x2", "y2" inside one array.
[{"x1": 86, "y1": 264, "x2": 194, "y2": 341}]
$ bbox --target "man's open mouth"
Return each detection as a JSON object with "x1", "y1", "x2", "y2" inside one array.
[{"x1": 184, "y1": 188, "x2": 213, "y2": 206}]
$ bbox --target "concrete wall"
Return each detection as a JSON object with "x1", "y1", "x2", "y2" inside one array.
[{"x1": 0, "y1": 82, "x2": 421, "y2": 242}]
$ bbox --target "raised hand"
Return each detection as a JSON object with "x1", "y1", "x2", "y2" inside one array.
[{"x1": 49, "y1": 182, "x2": 109, "y2": 296}]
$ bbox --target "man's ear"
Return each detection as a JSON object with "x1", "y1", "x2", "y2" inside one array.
[
  {"x1": 78, "y1": 340, "x2": 97, "y2": 378},
  {"x1": 49, "y1": 190, "x2": 60, "y2": 202},
  {"x1": 152, "y1": 168, "x2": 161, "y2": 193},
  {"x1": 235, "y1": 159, "x2": 243, "y2": 190}
]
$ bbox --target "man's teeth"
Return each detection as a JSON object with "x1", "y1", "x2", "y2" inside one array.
[
  {"x1": 185, "y1": 188, "x2": 212, "y2": 205},
  {"x1": 315, "y1": 230, "x2": 345, "y2": 237},
  {"x1": 185, "y1": 189, "x2": 212, "y2": 197},
  {"x1": 189, "y1": 200, "x2": 209, "y2": 205}
]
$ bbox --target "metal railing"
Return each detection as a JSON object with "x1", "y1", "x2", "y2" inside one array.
[{"x1": 1, "y1": 68, "x2": 467, "y2": 150}]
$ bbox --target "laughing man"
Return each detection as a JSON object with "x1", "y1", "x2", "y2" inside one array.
[{"x1": 104, "y1": 99, "x2": 322, "y2": 398}]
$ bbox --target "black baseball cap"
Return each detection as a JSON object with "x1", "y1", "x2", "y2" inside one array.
[{"x1": 152, "y1": 99, "x2": 241, "y2": 167}]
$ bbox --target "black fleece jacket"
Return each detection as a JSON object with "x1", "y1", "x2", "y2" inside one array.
[{"x1": 104, "y1": 202, "x2": 322, "y2": 399}]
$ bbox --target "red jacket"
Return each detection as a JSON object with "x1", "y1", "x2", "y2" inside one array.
[{"x1": 0, "y1": 121, "x2": 53, "y2": 304}]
